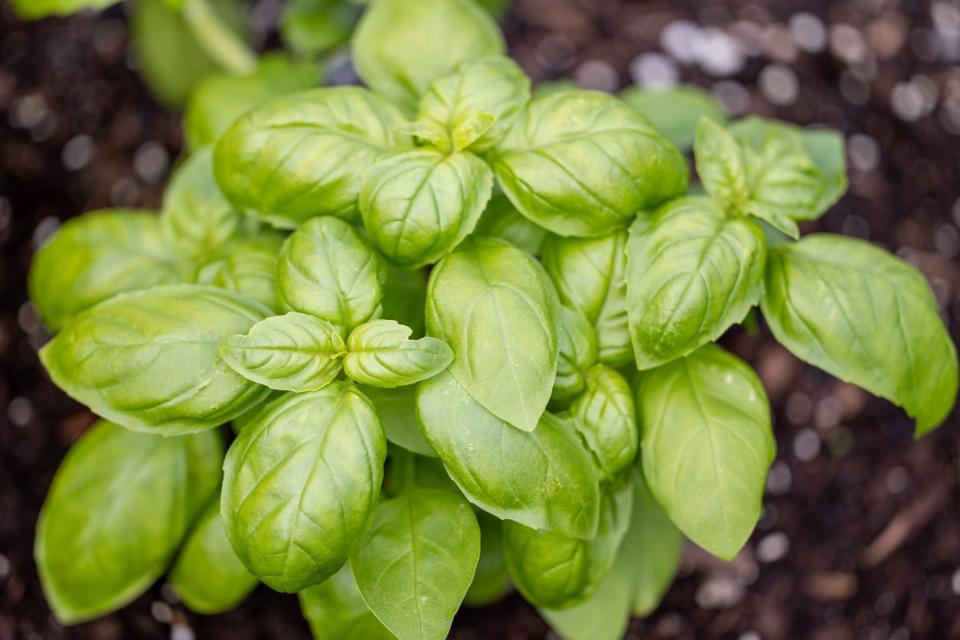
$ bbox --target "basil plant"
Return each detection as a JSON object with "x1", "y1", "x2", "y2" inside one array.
[{"x1": 29, "y1": 0, "x2": 957, "y2": 637}]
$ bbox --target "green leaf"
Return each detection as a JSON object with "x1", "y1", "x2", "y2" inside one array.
[
  {"x1": 628, "y1": 469, "x2": 683, "y2": 617},
  {"x1": 625, "y1": 196, "x2": 766, "y2": 369},
  {"x1": 635, "y1": 344, "x2": 774, "y2": 560},
  {"x1": 344, "y1": 320, "x2": 453, "y2": 388},
  {"x1": 131, "y1": 0, "x2": 247, "y2": 106},
  {"x1": 169, "y1": 498, "x2": 258, "y2": 614},
  {"x1": 463, "y1": 511, "x2": 511, "y2": 607},
  {"x1": 220, "y1": 312, "x2": 346, "y2": 392},
  {"x1": 426, "y1": 237, "x2": 559, "y2": 431},
  {"x1": 417, "y1": 56, "x2": 531, "y2": 152},
  {"x1": 359, "y1": 148, "x2": 493, "y2": 267},
  {"x1": 621, "y1": 85, "x2": 727, "y2": 150},
  {"x1": 352, "y1": 472, "x2": 481, "y2": 640},
  {"x1": 492, "y1": 90, "x2": 688, "y2": 238},
  {"x1": 40, "y1": 284, "x2": 271, "y2": 435},
  {"x1": 761, "y1": 234, "x2": 959, "y2": 436},
  {"x1": 10, "y1": 0, "x2": 118, "y2": 18},
  {"x1": 184, "y1": 53, "x2": 319, "y2": 149},
  {"x1": 568, "y1": 364, "x2": 637, "y2": 479},
  {"x1": 35, "y1": 421, "x2": 221, "y2": 623},
  {"x1": 694, "y1": 117, "x2": 749, "y2": 211},
  {"x1": 416, "y1": 371, "x2": 601, "y2": 538},
  {"x1": 28, "y1": 210, "x2": 184, "y2": 331},
  {"x1": 360, "y1": 385, "x2": 436, "y2": 457},
  {"x1": 194, "y1": 232, "x2": 285, "y2": 311},
  {"x1": 474, "y1": 191, "x2": 548, "y2": 255},
  {"x1": 539, "y1": 556, "x2": 634, "y2": 640},
  {"x1": 541, "y1": 231, "x2": 631, "y2": 367},
  {"x1": 380, "y1": 266, "x2": 428, "y2": 337},
  {"x1": 350, "y1": 0, "x2": 504, "y2": 110},
  {"x1": 162, "y1": 147, "x2": 244, "y2": 259},
  {"x1": 503, "y1": 478, "x2": 632, "y2": 608},
  {"x1": 221, "y1": 385, "x2": 386, "y2": 592},
  {"x1": 299, "y1": 564, "x2": 394, "y2": 640},
  {"x1": 277, "y1": 216, "x2": 384, "y2": 334},
  {"x1": 552, "y1": 306, "x2": 598, "y2": 405},
  {"x1": 280, "y1": 0, "x2": 357, "y2": 58},
  {"x1": 214, "y1": 87, "x2": 409, "y2": 227}
]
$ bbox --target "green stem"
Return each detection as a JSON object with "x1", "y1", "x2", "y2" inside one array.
[{"x1": 182, "y1": 0, "x2": 257, "y2": 75}]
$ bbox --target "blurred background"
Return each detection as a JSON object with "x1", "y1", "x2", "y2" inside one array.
[{"x1": 1, "y1": 0, "x2": 959, "y2": 638}]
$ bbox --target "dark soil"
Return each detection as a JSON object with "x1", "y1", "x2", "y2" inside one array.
[{"x1": 2, "y1": 1, "x2": 959, "y2": 639}]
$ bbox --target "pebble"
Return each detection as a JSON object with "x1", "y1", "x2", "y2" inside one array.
[
  {"x1": 875, "y1": 590, "x2": 897, "y2": 616},
  {"x1": 934, "y1": 224, "x2": 960, "y2": 258},
  {"x1": 694, "y1": 27, "x2": 746, "y2": 76},
  {"x1": 628, "y1": 53, "x2": 678, "y2": 89},
  {"x1": 695, "y1": 574, "x2": 745, "y2": 609},
  {"x1": 660, "y1": 20, "x2": 700, "y2": 63},
  {"x1": 951, "y1": 568, "x2": 960, "y2": 595},
  {"x1": 762, "y1": 24, "x2": 798, "y2": 62},
  {"x1": 150, "y1": 601, "x2": 173, "y2": 623},
  {"x1": 842, "y1": 214, "x2": 871, "y2": 240},
  {"x1": 885, "y1": 466, "x2": 909, "y2": 494},
  {"x1": 574, "y1": 59, "x2": 619, "y2": 93},
  {"x1": 793, "y1": 428, "x2": 821, "y2": 462},
  {"x1": 757, "y1": 532, "x2": 790, "y2": 563},
  {"x1": 785, "y1": 392, "x2": 813, "y2": 425},
  {"x1": 171, "y1": 624, "x2": 195, "y2": 640},
  {"x1": 0, "y1": 554, "x2": 10, "y2": 579},
  {"x1": 866, "y1": 14, "x2": 907, "y2": 59},
  {"x1": 110, "y1": 177, "x2": 141, "y2": 207},
  {"x1": 767, "y1": 460, "x2": 793, "y2": 495},
  {"x1": 32, "y1": 216, "x2": 59, "y2": 249},
  {"x1": 814, "y1": 395, "x2": 843, "y2": 429},
  {"x1": 790, "y1": 12, "x2": 828, "y2": 53},
  {"x1": 891, "y1": 76, "x2": 938, "y2": 121},
  {"x1": 133, "y1": 141, "x2": 169, "y2": 184},
  {"x1": 759, "y1": 63, "x2": 799, "y2": 105},
  {"x1": 712, "y1": 80, "x2": 751, "y2": 115},
  {"x1": 839, "y1": 70, "x2": 871, "y2": 105},
  {"x1": 830, "y1": 23, "x2": 869, "y2": 64},
  {"x1": 848, "y1": 133, "x2": 880, "y2": 172},
  {"x1": 738, "y1": 632, "x2": 762, "y2": 640},
  {"x1": 17, "y1": 302, "x2": 40, "y2": 335},
  {"x1": 535, "y1": 33, "x2": 576, "y2": 71},
  {"x1": 8, "y1": 396, "x2": 33, "y2": 428},
  {"x1": 62, "y1": 134, "x2": 96, "y2": 171}
]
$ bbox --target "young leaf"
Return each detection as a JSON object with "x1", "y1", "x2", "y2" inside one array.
[
  {"x1": 214, "y1": 87, "x2": 409, "y2": 227},
  {"x1": 417, "y1": 56, "x2": 531, "y2": 152},
  {"x1": 184, "y1": 53, "x2": 319, "y2": 149},
  {"x1": 344, "y1": 320, "x2": 453, "y2": 388},
  {"x1": 625, "y1": 196, "x2": 766, "y2": 369},
  {"x1": 194, "y1": 232, "x2": 285, "y2": 311},
  {"x1": 552, "y1": 306, "x2": 598, "y2": 405},
  {"x1": 541, "y1": 231, "x2": 631, "y2": 367},
  {"x1": 635, "y1": 344, "x2": 775, "y2": 560},
  {"x1": 29, "y1": 210, "x2": 184, "y2": 331},
  {"x1": 694, "y1": 117, "x2": 750, "y2": 211},
  {"x1": 761, "y1": 234, "x2": 959, "y2": 436},
  {"x1": 426, "y1": 237, "x2": 559, "y2": 431},
  {"x1": 277, "y1": 216, "x2": 384, "y2": 334},
  {"x1": 503, "y1": 478, "x2": 632, "y2": 609},
  {"x1": 161, "y1": 147, "x2": 244, "y2": 259},
  {"x1": 492, "y1": 90, "x2": 688, "y2": 238},
  {"x1": 360, "y1": 385, "x2": 436, "y2": 457},
  {"x1": 416, "y1": 371, "x2": 600, "y2": 538},
  {"x1": 169, "y1": 498, "x2": 258, "y2": 614},
  {"x1": 621, "y1": 86, "x2": 727, "y2": 150},
  {"x1": 568, "y1": 364, "x2": 637, "y2": 479},
  {"x1": 299, "y1": 564, "x2": 394, "y2": 640},
  {"x1": 221, "y1": 385, "x2": 386, "y2": 592},
  {"x1": 40, "y1": 285, "x2": 272, "y2": 435},
  {"x1": 220, "y1": 312, "x2": 346, "y2": 392},
  {"x1": 350, "y1": 0, "x2": 505, "y2": 109},
  {"x1": 280, "y1": 0, "x2": 356, "y2": 58},
  {"x1": 35, "y1": 421, "x2": 222, "y2": 624},
  {"x1": 359, "y1": 148, "x2": 494, "y2": 267},
  {"x1": 474, "y1": 191, "x2": 548, "y2": 255},
  {"x1": 352, "y1": 475, "x2": 481, "y2": 640},
  {"x1": 628, "y1": 469, "x2": 683, "y2": 617},
  {"x1": 464, "y1": 512, "x2": 511, "y2": 607}
]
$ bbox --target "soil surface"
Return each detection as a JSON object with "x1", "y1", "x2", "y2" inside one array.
[{"x1": 2, "y1": 1, "x2": 959, "y2": 639}]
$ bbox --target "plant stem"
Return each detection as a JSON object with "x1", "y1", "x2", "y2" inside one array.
[{"x1": 182, "y1": 0, "x2": 257, "y2": 76}]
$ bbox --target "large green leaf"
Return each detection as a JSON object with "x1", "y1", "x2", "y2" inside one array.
[
  {"x1": 621, "y1": 86, "x2": 727, "y2": 150},
  {"x1": 762, "y1": 234, "x2": 958, "y2": 435},
  {"x1": 299, "y1": 564, "x2": 394, "y2": 640},
  {"x1": 11, "y1": 0, "x2": 118, "y2": 18},
  {"x1": 463, "y1": 511, "x2": 511, "y2": 607},
  {"x1": 220, "y1": 312, "x2": 346, "y2": 392},
  {"x1": 169, "y1": 498, "x2": 258, "y2": 614},
  {"x1": 360, "y1": 385, "x2": 436, "y2": 457},
  {"x1": 426, "y1": 237, "x2": 558, "y2": 431},
  {"x1": 194, "y1": 232, "x2": 285, "y2": 311},
  {"x1": 474, "y1": 191, "x2": 548, "y2": 255},
  {"x1": 352, "y1": 470, "x2": 480, "y2": 640},
  {"x1": 40, "y1": 285, "x2": 271, "y2": 435},
  {"x1": 35, "y1": 422, "x2": 221, "y2": 623},
  {"x1": 541, "y1": 231, "x2": 631, "y2": 366},
  {"x1": 416, "y1": 371, "x2": 600, "y2": 538},
  {"x1": 344, "y1": 320, "x2": 453, "y2": 388},
  {"x1": 492, "y1": 90, "x2": 688, "y2": 238},
  {"x1": 277, "y1": 216, "x2": 384, "y2": 334},
  {"x1": 28, "y1": 210, "x2": 183, "y2": 331},
  {"x1": 635, "y1": 344, "x2": 774, "y2": 560},
  {"x1": 214, "y1": 87, "x2": 408, "y2": 227},
  {"x1": 222, "y1": 386, "x2": 385, "y2": 592},
  {"x1": 625, "y1": 196, "x2": 766, "y2": 369},
  {"x1": 360, "y1": 148, "x2": 493, "y2": 267},
  {"x1": 350, "y1": 0, "x2": 504, "y2": 109},
  {"x1": 628, "y1": 469, "x2": 683, "y2": 617}
]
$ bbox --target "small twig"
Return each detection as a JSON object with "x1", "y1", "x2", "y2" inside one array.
[{"x1": 860, "y1": 482, "x2": 948, "y2": 568}]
